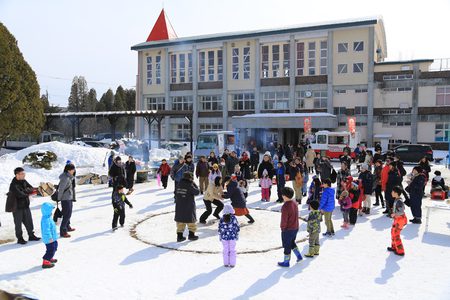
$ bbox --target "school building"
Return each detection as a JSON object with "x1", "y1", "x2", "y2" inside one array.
[{"x1": 131, "y1": 9, "x2": 450, "y2": 150}]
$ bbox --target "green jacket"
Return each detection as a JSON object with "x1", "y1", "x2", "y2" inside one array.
[{"x1": 307, "y1": 210, "x2": 322, "y2": 234}]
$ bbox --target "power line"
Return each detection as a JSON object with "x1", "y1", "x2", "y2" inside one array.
[{"x1": 37, "y1": 74, "x2": 135, "y2": 88}]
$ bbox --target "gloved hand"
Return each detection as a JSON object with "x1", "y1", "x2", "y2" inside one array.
[{"x1": 129, "y1": 204, "x2": 133, "y2": 209}]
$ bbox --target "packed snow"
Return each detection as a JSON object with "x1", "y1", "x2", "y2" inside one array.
[{"x1": 0, "y1": 144, "x2": 449, "y2": 299}]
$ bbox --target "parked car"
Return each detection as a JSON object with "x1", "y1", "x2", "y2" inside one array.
[
  {"x1": 84, "y1": 141, "x2": 108, "y2": 148},
  {"x1": 384, "y1": 144, "x2": 434, "y2": 163}
]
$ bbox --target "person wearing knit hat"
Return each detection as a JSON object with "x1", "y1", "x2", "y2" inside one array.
[
  {"x1": 338, "y1": 190, "x2": 352, "y2": 229},
  {"x1": 218, "y1": 203, "x2": 240, "y2": 267},
  {"x1": 358, "y1": 162, "x2": 373, "y2": 215}
]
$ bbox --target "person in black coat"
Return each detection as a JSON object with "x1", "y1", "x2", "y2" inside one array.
[
  {"x1": 226, "y1": 151, "x2": 239, "y2": 176},
  {"x1": 419, "y1": 157, "x2": 431, "y2": 190},
  {"x1": 406, "y1": 166, "x2": 426, "y2": 224},
  {"x1": 109, "y1": 156, "x2": 126, "y2": 192},
  {"x1": 7, "y1": 167, "x2": 40, "y2": 244},
  {"x1": 384, "y1": 162, "x2": 402, "y2": 216},
  {"x1": 250, "y1": 147, "x2": 260, "y2": 175},
  {"x1": 340, "y1": 151, "x2": 352, "y2": 170},
  {"x1": 125, "y1": 156, "x2": 137, "y2": 194},
  {"x1": 175, "y1": 172, "x2": 200, "y2": 242},
  {"x1": 358, "y1": 163, "x2": 373, "y2": 214},
  {"x1": 257, "y1": 154, "x2": 274, "y2": 179},
  {"x1": 238, "y1": 152, "x2": 252, "y2": 180},
  {"x1": 319, "y1": 156, "x2": 333, "y2": 181}
]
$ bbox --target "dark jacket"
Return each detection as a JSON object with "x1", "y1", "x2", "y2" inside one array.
[
  {"x1": 174, "y1": 178, "x2": 200, "y2": 223},
  {"x1": 406, "y1": 173, "x2": 425, "y2": 200},
  {"x1": 109, "y1": 162, "x2": 126, "y2": 186},
  {"x1": 386, "y1": 170, "x2": 402, "y2": 194},
  {"x1": 257, "y1": 160, "x2": 274, "y2": 178},
  {"x1": 319, "y1": 160, "x2": 333, "y2": 180},
  {"x1": 195, "y1": 161, "x2": 210, "y2": 178},
  {"x1": 250, "y1": 151, "x2": 259, "y2": 165},
  {"x1": 280, "y1": 200, "x2": 299, "y2": 231},
  {"x1": 340, "y1": 155, "x2": 352, "y2": 169},
  {"x1": 208, "y1": 156, "x2": 219, "y2": 167},
  {"x1": 226, "y1": 156, "x2": 239, "y2": 175},
  {"x1": 238, "y1": 158, "x2": 252, "y2": 180},
  {"x1": 223, "y1": 180, "x2": 246, "y2": 209},
  {"x1": 336, "y1": 169, "x2": 351, "y2": 199},
  {"x1": 112, "y1": 191, "x2": 132, "y2": 210},
  {"x1": 8, "y1": 178, "x2": 33, "y2": 210},
  {"x1": 125, "y1": 161, "x2": 137, "y2": 178},
  {"x1": 358, "y1": 170, "x2": 373, "y2": 195}
]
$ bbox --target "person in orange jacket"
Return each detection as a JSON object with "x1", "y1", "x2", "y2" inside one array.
[{"x1": 381, "y1": 157, "x2": 392, "y2": 192}]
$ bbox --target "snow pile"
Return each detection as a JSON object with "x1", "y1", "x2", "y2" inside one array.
[{"x1": 149, "y1": 148, "x2": 171, "y2": 161}]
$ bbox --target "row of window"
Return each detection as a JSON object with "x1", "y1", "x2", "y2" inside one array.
[
  {"x1": 383, "y1": 74, "x2": 413, "y2": 81},
  {"x1": 171, "y1": 123, "x2": 224, "y2": 140},
  {"x1": 337, "y1": 41, "x2": 364, "y2": 53},
  {"x1": 335, "y1": 89, "x2": 367, "y2": 94},
  {"x1": 383, "y1": 87, "x2": 412, "y2": 92},
  {"x1": 337, "y1": 63, "x2": 364, "y2": 74}
]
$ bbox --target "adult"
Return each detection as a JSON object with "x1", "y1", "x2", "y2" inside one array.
[
  {"x1": 289, "y1": 161, "x2": 303, "y2": 204},
  {"x1": 406, "y1": 166, "x2": 426, "y2": 224},
  {"x1": 175, "y1": 172, "x2": 200, "y2": 242},
  {"x1": 384, "y1": 162, "x2": 402, "y2": 216},
  {"x1": 357, "y1": 146, "x2": 367, "y2": 172},
  {"x1": 268, "y1": 142, "x2": 276, "y2": 158},
  {"x1": 221, "y1": 149, "x2": 230, "y2": 160},
  {"x1": 180, "y1": 143, "x2": 189, "y2": 158},
  {"x1": 358, "y1": 163, "x2": 373, "y2": 214},
  {"x1": 305, "y1": 146, "x2": 316, "y2": 174},
  {"x1": 125, "y1": 156, "x2": 137, "y2": 195},
  {"x1": 336, "y1": 162, "x2": 351, "y2": 200},
  {"x1": 226, "y1": 151, "x2": 239, "y2": 176},
  {"x1": 109, "y1": 156, "x2": 126, "y2": 192},
  {"x1": 394, "y1": 154, "x2": 409, "y2": 202},
  {"x1": 142, "y1": 142, "x2": 149, "y2": 165},
  {"x1": 313, "y1": 152, "x2": 322, "y2": 176},
  {"x1": 6, "y1": 167, "x2": 40, "y2": 244},
  {"x1": 250, "y1": 147, "x2": 260, "y2": 175},
  {"x1": 297, "y1": 142, "x2": 305, "y2": 160},
  {"x1": 207, "y1": 151, "x2": 219, "y2": 168},
  {"x1": 184, "y1": 155, "x2": 195, "y2": 175},
  {"x1": 238, "y1": 152, "x2": 252, "y2": 180},
  {"x1": 277, "y1": 144, "x2": 285, "y2": 161},
  {"x1": 373, "y1": 148, "x2": 383, "y2": 164},
  {"x1": 199, "y1": 176, "x2": 224, "y2": 223},
  {"x1": 58, "y1": 163, "x2": 76, "y2": 238},
  {"x1": 340, "y1": 150, "x2": 352, "y2": 171},
  {"x1": 419, "y1": 156, "x2": 431, "y2": 191},
  {"x1": 218, "y1": 157, "x2": 228, "y2": 178},
  {"x1": 195, "y1": 156, "x2": 210, "y2": 194},
  {"x1": 257, "y1": 154, "x2": 274, "y2": 179},
  {"x1": 373, "y1": 159, "x2": 385, "y2": 208},
  {"x1": 107, "y1": 151, "x2": 115, "y2": 187},
  {"x1": 319, "y1": 156, "x2": 333, "y2": 181},
  {"x1": 285, "y1": 144, "x2": 293, "y2": 161},
  {"x1": 296, "y1": 157, "x2": 308, "y2": 197}
]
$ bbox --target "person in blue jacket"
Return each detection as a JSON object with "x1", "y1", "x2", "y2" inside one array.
[
  {"x1": 276, "y1": 162, "x2": 286, "y2": 203},
  {"x1": 41, "y1": 202, "x2": 59, "y2": 269},
  {"x1": 319, "y1": 179, "x2": 335, "y2": 237}
]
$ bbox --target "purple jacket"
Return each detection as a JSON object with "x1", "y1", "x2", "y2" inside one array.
[
  {"x1": 338, "y1": 196, "x2": 352, "y2": 211},
  {"x1": 259, "y1": 177, "x2": 272, "y2": 189}
]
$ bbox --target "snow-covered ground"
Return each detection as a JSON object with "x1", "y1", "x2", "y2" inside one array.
[{"x1": 0, "y1": 145, "x2": 449, "y2": 299}]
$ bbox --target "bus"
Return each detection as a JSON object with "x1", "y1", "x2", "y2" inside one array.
[
  {"x1": 310, "y1": 130, "x2": 360, "y2": 159},
  {"x1": 3, "y1": 131, "x2": 65, "y2": 150},
  {"x1": 194, "y1": 131, "x2": 236, "y2": 160}
]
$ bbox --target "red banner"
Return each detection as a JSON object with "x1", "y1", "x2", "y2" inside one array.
[
  {"x1": 348, "y1": 117, "x2": 356, "y2": 135},
  {"x1": 304, "y1": 117, "x2": 312, "y2": 134}
]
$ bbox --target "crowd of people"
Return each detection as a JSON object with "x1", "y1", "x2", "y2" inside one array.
[{"x1": 4, "y1": 141, "x2": 444, "y2": 269}]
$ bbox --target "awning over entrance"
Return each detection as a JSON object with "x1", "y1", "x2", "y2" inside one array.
[{"x1": 232, "y1": 113, "x2": 338, "y2": 129}]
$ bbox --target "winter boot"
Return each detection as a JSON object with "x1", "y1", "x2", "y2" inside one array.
[
  {"x1": 42, "y1": 260, "x2": 54, "y2": 269},
  {"x1": 365, "y1": 208, "x2": 370, "y2": 215},
  {"x1": 373, "y1": 202, "x2": 379, "y2": 206},
  {"x1": 17, "y1": 237, "x2": 27, "y2": 245},
  {"x1": 177, "y1": 232, "x2": 186, "y2": 242},
  {"x1": 304, "y1": 247, "x2": 315, "y2": 258},
  {"x1": 188, "y1": 231, "x2": 199, "y2": 241},
  {"x1": 213, "y1": 213, "x2": 221, "y2": 220},
  {"x1": 411, "y1": 218, "x2": 422, "y2": 224},
  {"x1": 314, "y1": 245, "x2": 320, "y2": 256},
  {"x1": 61, "y1": 233, "x2": 71, "y2": 238},
  {"x1": 67, "y1": 227, "x2": 76, "y2": 232},
  {"x1": 50, "y1": 258, "x2": 58, "y2": 263},
  {"x1": 246, "y1": 214, "x2": 255, "y2": 224},
  {"x1": 28, "y1": 235, "x2": 41, "y2": 242},
  {"x1": 277, "y1": 254, "x2": 291, "y2": 267},
  {"x1": 292, "y1": 248, "x2": 303, "y2": 262}
]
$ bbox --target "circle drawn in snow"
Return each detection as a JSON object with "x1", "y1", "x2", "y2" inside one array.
[{"x1": 130, "y1": 209, "x2": 307, "y2": 254}]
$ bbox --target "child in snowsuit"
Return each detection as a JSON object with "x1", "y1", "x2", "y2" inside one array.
[
  {"x1": 41, "y1": 202, "x2": 59, "y2": 269},
  {"x1": 111, "y1": 185, "x2": 133, "y2": 230},
  {"x1": 218, "y1": 204, "x2": 240, "y2": 267},
  {"x1": 338, "y1": 190, "x2": 352, "y2": 229},
  {"x1": 387, "y1": 186, "x2": 407, "y2": 256},
  {"x1": 301, "y1": 200, "x2": 322, "y2": 257},
  {"x1": 278, "y1": 187, "x2": 302, "y2": 267},
  {"x1": 320, "y1": 179, "x2": 335, "y2": 237},
  {"x1": 259, "y1": 169, "x2": 272, "y2": 202},
  {"x1": 276, "y1": 162, "x2": 286, "y2": 203},
  {"x1": 157, "y1": 159, "x2": 171, "y2": 189}
]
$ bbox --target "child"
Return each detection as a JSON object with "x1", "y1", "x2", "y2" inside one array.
[
  {"x1": 41, "y1": 202, "x2": 59, "y2": 269},
  {"x1": 223, "y1": 175, "x2": 255, "y2": 224},
  {"x1": 301, "y1": 200, "x2": 322, "y2": 258},
  {"x1": 260, "y1": 169, "x2": 272, "y2": 202},
  {"x1": 319, "y1": 179, "x2": 335, "y2": 237},
  {"x1": 373, "y1": 159, "x2": 385, "y2": 208},
  {"x1": 431, "y1": 170, "x2": 445, "y2": 190},
  {"x1": 307, "y1": 176, "x2": 322, "y2": 207},
  {"x1": 276, "y1": 162, "x2": 286, "y2": 203},
  {"x1": 112, "y1": 185, "x2": 133, "y2": 230},
  {"x1": 157, "y1": 159, "x2": 171, "y2": 189},
  {"x1": 348, "y1": 180, "x2": 361, "y2": 225},
  {"x1": 278, "y1": 187, "x2": 302, "y2": 267},
  {"x1": 338, "y1": 190, "x2": 352, "y2": 229},
  {"x1": 387, "y1": 186, "x2": 407, "y2": 256},
  {"x1": 218, "y1": 204, "x2": 240, "y2": 267}
]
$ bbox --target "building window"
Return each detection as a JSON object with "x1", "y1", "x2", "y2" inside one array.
[
  {"x1": 262, "y1": 45, "x2": 269, "y2": 78},
  {"x1": 146, "y1": 56, "x2": 152, "y2": 85},
  {"x1": 355, "y1": 88, "x2": 368, "y2": 93},
  {"x1": 188, "y1": 53, "x2": 193, "y2": 83},
  {"x1": 232, "y1": 48, "x2": 239, "y2": 80},
  {"x1": 232, "y1": 93, "x2": 255, "y2": 110},
  {"x1": 335, "y1": 89, "x2": 347, "y2": 94},
  {"x1": 383, "y1": 121, "x2": 411, "y2": 127},
  {"x1": 283, "y1": 44, "x2": 290, "y2": 77},
  {"x1": 436, "y1": 86, "x2": 450, "y2": 106},
  {"x1": 243, "y1": 47, "x2": 251, "y2": 79},
  {"x1": 199, "y1": 95, "x2": 223, "y2": 111},
  {"x1": 199, "y1": 51, "x2": 206, "y2": 82},
  {"x1": 355, "y1": 106, "x2": 368, "y2": 115},
  {"x1": 333, "y1": 107, "x2": 346, "y2": 115},
  {"x1": 262, "y1": 91, "x2": 289, "y2": 110},
  {"x1": 296, "y1": 42, "x2": 304, "y2": 76},
  {"x1": 338, "y1": 64, "x2": 347, "y2": 74},
  {"x1": 435, "y1": 123, "x2": 450, "y2": 141},
  {"x1": 353, "y1": 41, "x2": 364, "y2": 51},
  {"x1": 308, "y1": 42, "x2": 316, "y2": 76},
  {"x1": 200, "y1": 124, "x2": 223, "y2": 133},
  {"x1": 383, "y1": 74, "x2": 413, "y2": 80},
  {"x1": 207, "y1": 51, "x2": 215, "y2": 81},
  {"x1": 155, "y1": 55, "x2": 161, "y2": 84},
  {"x1": 146, "y1": 97, "x2": 165, "y2": 110},
  {"x1": 170, "y1": 54, "x2": 177, "y2": 83},
  {"x1": 313, "y1": 91, "x2": 327, "y2": 108},
  {"x1": 296, "y1": 91, "x2": 307, "y2": 109},
  {"x1": 179, "y1": 54, "x2": 186, "y2": 83},
  {"x1": 320, "y1": 41, "x2": 327, "y2": 75},
  {"x1": 217, "y1": 50, "x2": 223, "y2": 81},
  {"x1": 172, "y1": 124, "x2": 190, "y2": 140},
  {"x1": 338, "y1": 43, "x2": 348, "y2": 53},
  {"x1": 171, "y1": 96, "x2": 193, "y2": 110},
  {"x1": 383, "y1": 87, "x2": 412, "y2": 92},
  {"x1": 272, "y1": 45, "x2": 280, "y2": 77},
  {"x1": 382, "y1": 108, "x2": 411, "y2": 115},
  {"x1": 353, "y1": 63, "x2": 363, "y2": 73}
]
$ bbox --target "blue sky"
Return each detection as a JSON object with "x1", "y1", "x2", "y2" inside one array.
[{"x1": 1, "y1": 0, "x2": 449, "y2": 106}]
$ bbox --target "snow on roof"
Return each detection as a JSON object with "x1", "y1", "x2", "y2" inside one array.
[
  {"x1": 374, "y1": 134, "x2": 393, "y2": 138},
  {"x1": 234, "y1": 113, "x2": 336, "y2": 118}
]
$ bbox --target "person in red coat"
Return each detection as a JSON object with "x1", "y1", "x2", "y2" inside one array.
[{"x1": 157, "y1": 159, "x2": 171, "y2": 189}]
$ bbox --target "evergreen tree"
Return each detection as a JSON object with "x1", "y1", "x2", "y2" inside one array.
[{"x1": 0, "y1": 22, "x2": 44, "y2": 145}]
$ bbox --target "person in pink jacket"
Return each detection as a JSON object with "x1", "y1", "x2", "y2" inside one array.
[
  {"x1": 259, "y1": 169, "x2": 272, "y2": 202},
  {"x1": 338, "y1": 190, "x2": 352, "y2": 229}
]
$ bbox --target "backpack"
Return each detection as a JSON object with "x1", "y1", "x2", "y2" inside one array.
[{"x1": 330, "y1": 168, "x2": 337, "y2": 183}]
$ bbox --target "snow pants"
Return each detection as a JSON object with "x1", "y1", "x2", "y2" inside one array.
[
  {"x1": 222, "y1": 240, "x2": 237, "y2": 266},
  {"x1": 391, "y1": 214, "x2": 407, "y2": 255}
]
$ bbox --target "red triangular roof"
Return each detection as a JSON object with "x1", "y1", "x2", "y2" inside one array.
[{"x1": 146, "y1": 9, "x2": 178, "y2": 42}]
